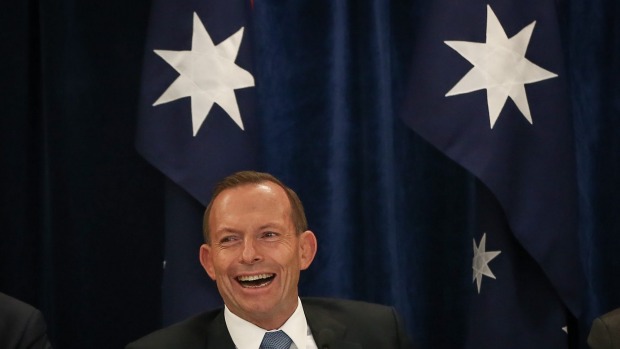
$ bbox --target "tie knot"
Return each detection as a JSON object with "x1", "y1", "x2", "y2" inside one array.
[{"x1": 260, "y1": 330, "x2": 292, "y2": 349}]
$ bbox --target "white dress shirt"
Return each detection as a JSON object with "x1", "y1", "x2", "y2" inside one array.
[{"x1": 224, "y1": 298, "x2": 318, "y2": 349}]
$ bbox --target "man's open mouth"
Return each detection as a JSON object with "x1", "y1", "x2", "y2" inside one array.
[{"x1": 236, "y1": 273, "x2": 275, "y2": 288}]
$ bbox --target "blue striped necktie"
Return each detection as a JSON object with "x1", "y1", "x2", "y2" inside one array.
[{"x1": 259, "y1": 330, "x2": 293, "y2": 349}]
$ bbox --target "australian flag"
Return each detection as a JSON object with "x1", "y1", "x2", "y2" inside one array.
[
  {"x1": 136, "y1": 0, "x2": 258, "y2": 324},
  {"x1": 400, "y1": 1, "x2": 585, "y2": 347}
]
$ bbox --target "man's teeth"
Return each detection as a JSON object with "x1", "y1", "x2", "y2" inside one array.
[
  {"x1": 238, "y1": 274, "x2": 274, "y2": 282},
  {"x1": 237, "y1": 274, "x2": 275, "y2": 288}
]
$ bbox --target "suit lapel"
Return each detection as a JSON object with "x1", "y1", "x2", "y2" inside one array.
[
  {"x1": 203, "y1": 302, "x2": 364, "y2": 349},
  {"x1": 303, "y1": 302, "x2": 362, "y2": 349},
  {"x1": 204, "y1": 310, "x2": 236, "y2": 349}
]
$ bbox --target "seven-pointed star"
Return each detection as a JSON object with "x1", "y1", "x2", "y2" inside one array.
[
  {"x1": 445, "y1": 5, "x2": 557, "y2": 128},
  {"x1": 473, "y1": 233, "x2": 501, "y2": 293},
  {"x1": 153, "y1": 12, "x2": 254, "y2": 136}
]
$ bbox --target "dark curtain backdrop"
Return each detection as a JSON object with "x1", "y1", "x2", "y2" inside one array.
[
  {"x1": 0, "y1": 1, "x2": 163, "y2": 348},
  {"x1": 253, "y1": 2, "x2": 473, "y2": 346},
  {"x1": 1, "y1": 1, "x2": 618, "y2": 349}
]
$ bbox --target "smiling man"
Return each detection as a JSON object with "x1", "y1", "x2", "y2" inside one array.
[{"x1": 127, "y1": 171, "x2": 413, "y2": 349}]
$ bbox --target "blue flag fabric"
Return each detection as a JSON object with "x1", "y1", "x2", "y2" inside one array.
[
  {"x1": 468, "y1": 182, "x2": 573, "y2": 347},
  {"x1": 136, "y1": 0, "x2": 258, "y2": 323},
  {"x1": 136, "y1": 0, "x2": 258, "y2": 206},
  {"x1": 400, "y1": 0, "x2": 585, "y2": 346}
]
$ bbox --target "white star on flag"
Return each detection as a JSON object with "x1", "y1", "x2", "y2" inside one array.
[
  {"x1": 445, "y1": 5, "x2": 557, "y2": 128},
  {"x1": 473, "y1": 233, "x2": 501, "y2": 293},
  {"x1": 153, "y1": 12, "x2": 255, "y2": 136}
]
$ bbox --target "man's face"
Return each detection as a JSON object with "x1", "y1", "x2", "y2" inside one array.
[{"x1": 200, "y1": 182, "x2": 316, "y2": 329}]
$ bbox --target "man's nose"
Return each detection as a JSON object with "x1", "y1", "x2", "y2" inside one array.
[{"x1": 240, "y1": 238, "x2": 261, "y2": 264}]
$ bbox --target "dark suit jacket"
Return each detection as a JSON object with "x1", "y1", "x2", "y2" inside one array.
[
  {"x1": 588, "y1": 307, "x2": 620, "y2": 349},
  {"x1": 0, "y1": 292, "x2": 53, "y2": 349},
  {"x1": 126, "y1": 297, "x2": 412, "y2": 348}
]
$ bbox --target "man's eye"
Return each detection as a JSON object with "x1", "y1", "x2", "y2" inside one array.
[
  {"x1": 219, "y1": 236, "x2": 239, "y2": 244},
  {"x1": 262, "y1": 231, "x2": 279, "y2": 239}
]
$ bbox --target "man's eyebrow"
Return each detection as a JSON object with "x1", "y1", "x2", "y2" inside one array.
[
  {"x1": 214, "y1": 223, "x2": 287, "y2": 235},
  {"x1": 214, "y1": 227, "x2": 240, "y2": 235},
  {"x1": 257, "y1": 223, "x2": 285, "y2": 231}
]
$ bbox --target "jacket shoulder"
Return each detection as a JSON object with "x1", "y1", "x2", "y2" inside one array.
[
  {"x1": 125, "y1": 309, "x2": 222, "y2": 349},
  {"x1": 0, "y1": 292, "x2": 52, "y2": 349},
  {"x1": 588, "y1": 307, "x2": 620, "y2": 349},
  {"x1": 302, "y1": 297, "x2": 413, "y2": 348},
  {"x1": 302, "y1": 297, "x2": 396, "y2": 318},
  {"x1": 599, "y1": 307, "x2": 620, "y2": 324},
  {"x1": 0, "y1": 292, "x2": 39, "y2": 323}
]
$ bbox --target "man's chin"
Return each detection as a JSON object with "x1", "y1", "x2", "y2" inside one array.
[
  {"x1": 233, "y1": 297, "x2": 290, "y2": 318},
  {"x1": 237, "y1": 299, "x2": 279, "y2": 316}
]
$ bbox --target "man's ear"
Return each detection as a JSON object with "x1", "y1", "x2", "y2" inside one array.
[
  {"x1": 298, "y1": 230, "x2": 317, "y2": 270},
  {"x1": 199, "y1": 244, "x2": 216, "y2": 280}
]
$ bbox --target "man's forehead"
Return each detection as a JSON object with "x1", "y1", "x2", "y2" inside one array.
[
  {"x1": 220, "y1": 181, "x2": 281, "y2": 199},
  {"x1": 211, "y1": 182, "x2": 291, "y2": 213},
  {"x1": 208, "y1": 182, "x2": 294, "y2": 231}
]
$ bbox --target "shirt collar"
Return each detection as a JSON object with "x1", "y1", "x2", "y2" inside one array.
[{"x1": 224, "y1": 298, "x2": 308, "y2": 349}]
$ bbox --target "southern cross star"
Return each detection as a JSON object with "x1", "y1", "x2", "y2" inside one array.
[
  {"x1": 473, "y1": 233, "x2": 501, "y2": 293},
  {"x1": 153, "y1": 12, "x2": 254, "y2": 136},
  {"x1": 445, "y1": 5, "x2": 557, "y2": 128}
]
